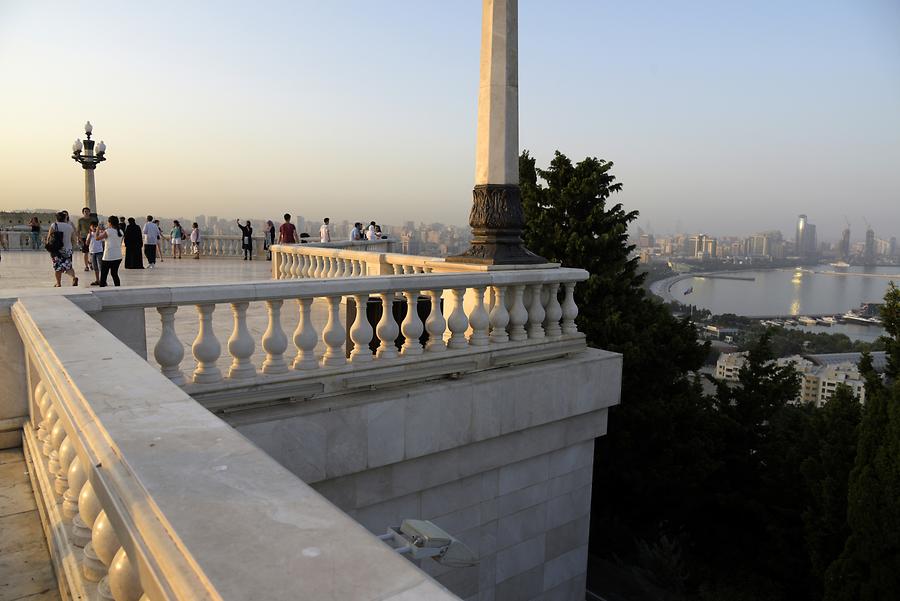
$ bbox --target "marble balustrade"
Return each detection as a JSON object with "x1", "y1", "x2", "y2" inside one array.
[
  {"x1": 11, "y1": 295, "x2": 458, "y2": 601},
  {"x1": 158, "y1": 236, "x2": 397, "y2": 259},
  {"x1": 270, "y1": 244, "x2": 439, "y2": 278},
  {"x1": 80, "y1": 269, "x2": 586, "y2": 405}
]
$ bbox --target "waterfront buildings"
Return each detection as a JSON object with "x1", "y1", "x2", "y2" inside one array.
[{"x1": 715, "y1": 352, "x2": 868, "y2": 405}]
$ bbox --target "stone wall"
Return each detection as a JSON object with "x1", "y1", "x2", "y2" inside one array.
[{"x1": 232, "y1": 348, "x2": 621, "y2": 600}]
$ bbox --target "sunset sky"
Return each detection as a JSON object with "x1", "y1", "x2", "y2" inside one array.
[{"x1": 1, "y1": 1, "x2": 898, "y2": 240}]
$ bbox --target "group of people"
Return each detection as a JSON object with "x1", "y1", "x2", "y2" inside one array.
[
  {"x1": 350, "y1": 221, "x2": 385, "y2": 242},
  {"x1": 44, "y1": 209, "x2": 204, "y2": 287}
]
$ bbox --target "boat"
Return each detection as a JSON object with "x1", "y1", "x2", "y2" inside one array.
[
  {"x1": 798, "y1": 316, "x2": 818, "y2": 326},
  {"x1": 842, "y1": 311, "x2": 879, "y2": 325},
  {"x1": 830, "y1": 261, "x2": 850, "y2": 268},
  {"x1": 818, "y1": 316, "x2": 837, "y2": 326}
]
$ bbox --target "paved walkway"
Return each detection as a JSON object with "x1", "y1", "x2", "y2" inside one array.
[
  {"x1": 0, "y1": 448, "x2": 60, "y2": 601},
  {"x1": 0, "y1": 250, "x2": 272, "y2": 292}
]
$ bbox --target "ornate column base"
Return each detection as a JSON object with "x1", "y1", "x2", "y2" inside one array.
[{"x1": 449, "y1": 184, "x2": 546, "y2": 265}]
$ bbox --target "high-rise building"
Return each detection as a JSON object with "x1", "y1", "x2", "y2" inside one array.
[
  {"x1": 806, "y1": 223, "x2": 817, "y2": 257},
  {"x1": 840, "y1": 227, "x2": 851, "y2": 260},
  {"x1": 864, "y1": 227, "x2": 876, "y2": 265},
  {"x1": 795, "y1": 214, "x2": 808, "y2": 257}
]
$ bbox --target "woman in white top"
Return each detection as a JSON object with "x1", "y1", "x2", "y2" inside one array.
[{"x1": 95, "y1": 216, "x2": 124, "y2": 287}]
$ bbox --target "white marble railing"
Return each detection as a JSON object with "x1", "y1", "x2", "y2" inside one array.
[
  {"x1": 0, "y1": 227, "x2": 45, "y2": 250},
  {"x1": 271, "y1": 243, "x2": 441, "y2": 279},
  {"x1": 158, "y1": 235, "x2": 397, "y2": 259},
  {"x1": 12, "y1": 295, "x2": 458, "y2": 600},
  {"x1": 83, "y1": 269, "x2": 586, "y2": 405}
]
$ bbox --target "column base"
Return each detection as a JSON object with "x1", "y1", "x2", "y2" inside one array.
[{"x1": 449, "y1": 184, "x2": 547, "y2": 265}]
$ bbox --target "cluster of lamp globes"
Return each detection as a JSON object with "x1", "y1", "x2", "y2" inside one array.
[{"x1": 71, "y1": 121, "x2": 107, "y2": 157}]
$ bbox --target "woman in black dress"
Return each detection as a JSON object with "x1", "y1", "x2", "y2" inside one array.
[
  {"x1": 236, "y1": 219, "x2": 253, "y2": 260},
  {"x1": 123, "y1": 218, "x2": 144, "y2": 269},
  {"x1": 263, "y1": 220, "x2": 276, "y2": 261}
]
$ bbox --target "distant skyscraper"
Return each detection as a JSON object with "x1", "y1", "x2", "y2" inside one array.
[
  {"x1": 795, "y1": 214, "x2": 817, "y2": 259},
  {"x1": 839, "y1": 227, "x2": 851, "y2": 261},
  {"x1": 864, "y1": 227, "x2": 876, "y2": 265},
  {"x1": 890, "y1": 237, "x2": 897, "y2": 257}
]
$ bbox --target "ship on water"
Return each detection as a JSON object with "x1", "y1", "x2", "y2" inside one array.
[{"x1": 830, "y1": 261, "x2": 850, "y2": 268}]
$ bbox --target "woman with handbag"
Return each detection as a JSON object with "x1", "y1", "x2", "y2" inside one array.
[{"x1": 46, "y1": 211, "x2": 79, "y2": 287}]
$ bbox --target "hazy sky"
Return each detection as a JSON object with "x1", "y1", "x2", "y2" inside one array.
[{"x1": 1, "y1": 1, "x2": 898, "y2": 241}]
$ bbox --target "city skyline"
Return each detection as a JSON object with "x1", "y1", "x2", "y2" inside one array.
[{"x1": 1, "y1": 1, "x2": 899, "y2": 235}]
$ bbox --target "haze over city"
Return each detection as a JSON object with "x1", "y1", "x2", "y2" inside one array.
[{"x1": 1, "y1": 0, "x2": 899, "y2": 238}]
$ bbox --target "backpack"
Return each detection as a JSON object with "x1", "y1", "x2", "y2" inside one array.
[{"x1": 45, "y1": 225, "x2": 63, "y2": 255}]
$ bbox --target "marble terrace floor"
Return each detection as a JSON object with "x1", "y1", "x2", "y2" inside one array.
[{"x1": 0, "y1": 447, "x2": 59, "y2": 601}]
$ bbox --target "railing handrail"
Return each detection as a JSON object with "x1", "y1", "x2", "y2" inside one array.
[
  {"x1": 70, "y1": 268, "x2": 588, "y2": 311},
  {"x1": 13, "y1": 294, "x2": 458, "y2": 600}
]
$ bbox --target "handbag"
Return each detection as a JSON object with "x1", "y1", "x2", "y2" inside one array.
[{"x1": 44, "y1": 226, "x2": 63, "y2": 255}]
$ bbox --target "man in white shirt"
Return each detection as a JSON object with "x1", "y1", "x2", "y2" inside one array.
[
  {"x1": 319, "y1": 217, "x2": 331, "y2": 243},
  {"x1": 366, "y1": 221, "x2": 377, "y2": 241},
  {"x1": 142, "y1": 215, "x2": 162, "y2": 268}
]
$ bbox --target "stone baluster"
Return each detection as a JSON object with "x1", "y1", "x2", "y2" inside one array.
[
  {"x1": 47, "y1": 419, "x2": 66, "y2": 476},
  {"x1": 312, "y1": 256, "x2": 323, "y2": 278},
  {"x1": 108, "y1": 547, "x2": 144, "y2": 601},
  {"x1": 301, "y1": 255, "x2": 313, "y2": 278},
  {"x1": 467, "y1": 286, "x2": 490, "y2": 346},
  {"x1": 543, "y1": 283, "x2": 563, "y2": 338},
  {"x1": 41, "y1": 403, "x2": 60, "y2": 458},
  {"x1": 272, "y1": 248, "x2": 283, "y2": 279},
  {"x1": 351, "y1": 259, "x2": 362, "y2": 277},
  {"x1": 393, "y1": 264, "x2": 403, "y2": 275},
  {"x1": 290, "y1": 253, "x2": 301, "y2": 279},
  {"x1": 48, "y1": 419, "x2": 66, "y2": 478},
  {"x1": 561, "y1": 282, "x2": 579, "y2": 335},
  {"x1": 445, "y1": 288, "x2": 469, "y2": 349},
  {"x1": 401, "y1": 291, "x2": 424, "y2": 356},
  {"x1": 37, "y1": 391, "x2": 56, "y2": 447},
  {"x1": 489, "y1": 286, "x2": 510, "y2": 343},
  {"x1": 324, "y1": 256, "x2": 335, "y2": 278},
  {"x1": 527, "y1": 283, "x2": 546, "y2": 339},
  {"x1": 84, "y1": 508, "x2": 117, "y2": 583},
  {"x1": 55, "y1": 435, "x2": 76, "y2": 496},
  {"x1": 349, "y1": 294, "x2": 374, "y2": 363},
  {"x1": 425, "y1": 290, "x2": 447, "y2": 352},
  {"x1": 292, "y1": 298, "x2": 318, "y2": 370},
  {"x1": 375, "y1": 293, "x2": 400, "y2": 359},
  {"x1": 507, "y1": 285, "x2": 528, "y2": 342},
  {"x1": 31, "y1": 381, "x2": 45, "y2": 425},
  {"x1": 261, "y1": 300, "x2": 289, "y2": 374},
  {"x1": 92, "y1": 511, "x2": 120, "y2": 599},
  {"x1": 67, "y1": 460, "x2": 92, "y2": 546},
  {"x1": 192, "y1": 304, "x2": 222, "y2": 384},
  {"x1": 154, "y1": 306, "x2": 185, "y2": 385},
  {"x1": 227, "y1": 302, "x2": 256, "y2": 379},
  {"x1": 321, "y1": 296, "x2": 346, "y2": 366},
  {"x1": 359, "y1": 259, "x2": 369, "y2": 276},
  {"x1": 77, "y1": 483, "x2": 103, "y2": 553},
  {"x1": 403, "y1": 265, "x2": 414, "y2": 275}
]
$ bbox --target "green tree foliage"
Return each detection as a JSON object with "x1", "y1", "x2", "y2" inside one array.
[
  {"x1": 519, "y1": 151, "x2": 713, "y2": 589},
  {"x1": 825, "y1": 284, "x2": 900, "y2": 600},
  {"x1": 802, "y1": 385, "x2": 861, "y2": 598}
]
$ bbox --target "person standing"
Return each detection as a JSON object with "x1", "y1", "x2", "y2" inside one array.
[
  {"x1": 123, "y1": 218, "x2": 144, "y2": 269},
  {"x1": 319, "y1": 217, "x2": 331, "y2": 243},
  {"x1": 350, "y1": 222, "x2": 362, "y2": 241},
  {"x1": 46, "y1": 211, "x2": 79, "y2": 287},
  {"x1": 76, "y1": 207, "x2": 94, "y2": 272},
  {"x1": 170, "y1": 220, "x2": 184, "y2": 259},
  {"x1": 96, "y1": 216, "x2": 123, "y2": 287},
  {"x1": 236, "y1": 219, "x2": 253, "y2": 260},
  {"x1": 263, "y1": 220, "x2": 276, "y2": 261},
  {"x1": 153, "y1": 219, "x2": 164, "y2": 262},
  {"x1": 278, "y1": 214, "x2": 297, "y2": 244},
  {"x1": 29, "y1": 216, "x2": 41, "y2": 250},
  {"x1": 366, "y1": 221, "x2": 377, "y2": 241},
  {"x1": 190, "y1": 222, "x2": 201, "y2": 259},
  {"x1": 142, "y1": 215, "x2": 161, "y2": 269},
  {"x1": 86, "y1": 222, "x2": 104, "y2": 285}
]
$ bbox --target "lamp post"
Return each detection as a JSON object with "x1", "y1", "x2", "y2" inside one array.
[{"x1": 71, "y1": 121, "x2": 107, "y2": 215}]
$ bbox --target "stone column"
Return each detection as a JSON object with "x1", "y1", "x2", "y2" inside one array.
[
  {"x1": 452, "y1": 0, "x2": 545, "y2": 265},
  {"x1": 82, "y1": 141, "x2": 98, "y2": 215}
]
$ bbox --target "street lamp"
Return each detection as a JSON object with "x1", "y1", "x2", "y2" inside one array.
[{"x1": 71, "y1": 121, "x2": 108, "y2": 215}]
